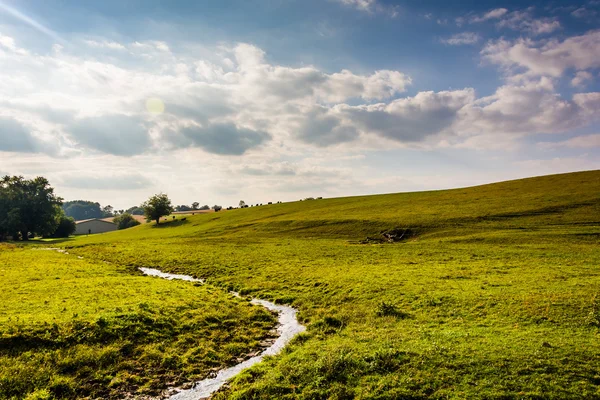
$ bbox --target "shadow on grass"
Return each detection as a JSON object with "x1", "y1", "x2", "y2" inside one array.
[
  {"x1": 8, "y1": 237, "x2": 77, "y2": 246},
  {"x1": 152, "y1": 218, "x2": 191, "y2": 229}
]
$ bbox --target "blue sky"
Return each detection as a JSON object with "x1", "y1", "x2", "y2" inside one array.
[{"x1": 0, "y1": 0, "x2": 599, "y2": 208}]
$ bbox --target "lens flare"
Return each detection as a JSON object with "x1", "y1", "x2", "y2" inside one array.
[{"x1": 145, "y1": 97, "x2": 165, "y2": 114}]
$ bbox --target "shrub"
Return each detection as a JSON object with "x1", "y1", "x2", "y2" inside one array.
[
  {"x1": 50, "y1": 215, "x2": 76, "y2": 238},
  {"x1": 113, "y1": 213, "x2": 141, "y2": 230}
]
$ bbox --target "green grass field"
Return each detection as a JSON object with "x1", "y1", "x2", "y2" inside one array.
[
  {"x1": 0, "y1": 245, "x2": 277, "y2": 399},
  {"x1": 3, "y1": 170, "x2": 600, "y2": 399}
]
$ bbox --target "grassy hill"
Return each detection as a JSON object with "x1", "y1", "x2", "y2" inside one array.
[
  {"x1": 74, "y1": 169, "x2": 600, "y2": 241},
  {"x1": 6, "y1": 170, "x2": 600, "y2": 399}
]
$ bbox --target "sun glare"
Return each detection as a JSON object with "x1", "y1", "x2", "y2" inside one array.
[{"x1": 145, "y1": 97, "x2": 165, "y2": 114}]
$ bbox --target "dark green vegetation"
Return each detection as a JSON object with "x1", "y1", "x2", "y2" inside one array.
[
  {"x1": 142, "y1": 193, "x2": 175, "y2": 225},
  {"x1": 62, "y1": 201, "x2": 113, "y2": 221},
  {"x1": 4, "y1": 170, "x2": 600, "y2": 399},
  {"x1": 0, "y1": 176, "x2": 67, "y2": 241},
  {"x1": 0, "y1": 245, "x2": 277, "y2": 399},
  {"x1": 113, "y1": 213, "x2": 141, "y2": 230}
]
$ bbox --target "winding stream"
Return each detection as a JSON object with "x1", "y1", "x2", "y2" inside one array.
[{"x1": 139, "y1": 267, "x2": 305, "y2": 399}]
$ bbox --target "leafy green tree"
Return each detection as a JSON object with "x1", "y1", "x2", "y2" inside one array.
[
  {"x1": 191, "y1": 202, "x2": 199, "y2": 210},
  {"x1": 62, "y1": 201, "x2": 104, "y2": 220},
  {"x1": 0, "y1": 176, "x2": 63, "y2": 240},
  {"x1": 142, "y1": 193, "x2": 174, "y2": 225},
  {"x1": 125, "y1": 206, "x2": 145, "y2": 215},
  {"x1": 102, "y1": 205, "x2": 114, "y2": 217},
  {"x1": 113, "y1": 213, "x2": 141, "y2": 230},
  {"x1": 50, "y1": 215, "x2": 76, "y2": 238},
  {"x1": 239, "y1": 200, "x2": 246, "y2": 208},
  {"x1": 213, "y1": 205, "x2": 222, "y2": 212}
]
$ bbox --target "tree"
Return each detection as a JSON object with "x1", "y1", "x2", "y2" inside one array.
[
  {"x1": 239, "y1": 200, "x2": 246, "y2": 208},
  {"x1": 62, "y1": 200, "x2": 104, "y2": 220},
  {"x1": 191, "y1": 202, "x2": 199, "y2": 210},
  {"x1": 113, "y1": 213, "x2": 141, "y2": 230},
  {"x1": 125, "y1": 206, "x2": 145, "y2": 215},
  {"x1": 50, "y1": 215, "x2": 76, "y2": 238},
  {"x1": 142, "y1": 193, "x2": 174, "y2": 225},
  {"x1": 0, "y1": 176, "x2": 63, "y2": 240},
  {"x1": 213, "y1": 205, "x2": 222, "y2": 212},
  {"x1": 199, "y1": 204, "x2": 210, "y2": 210},
  {"x1": 102, "y1": 205, "x2": 114, "y2": 217}
]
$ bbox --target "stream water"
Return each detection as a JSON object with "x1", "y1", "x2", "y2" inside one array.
[{"x1": 139, "y1": 267, "x2": 305, "y2": 399}]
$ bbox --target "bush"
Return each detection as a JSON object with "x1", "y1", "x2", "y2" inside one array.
[
  {"x1": 50, "y1": 216, "x2": 76, "y2": 238},
  {"x1": 113, "y1": 213, "x2": 141, "y2": 230}
]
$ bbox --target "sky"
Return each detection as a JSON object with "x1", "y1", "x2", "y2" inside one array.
[{"x1": 0, "y1": 0, "x2": 599, "y2": 209}]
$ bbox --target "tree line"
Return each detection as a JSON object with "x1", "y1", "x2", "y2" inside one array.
[{"x1": 1, "y1": 175, "x2": 229, "y2": 241}]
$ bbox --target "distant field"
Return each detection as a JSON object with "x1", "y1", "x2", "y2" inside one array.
[
  {"x1": 6, "y1": 170, "x2": 600, "y2": 399},
  {"x1": 0, "y1": 245, "x2": 276, "y2": 399}
]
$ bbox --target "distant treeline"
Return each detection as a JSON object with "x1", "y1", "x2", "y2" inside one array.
[
  {"x1": 62, "y1": 201, "x2": 211, "y2": 220},
  {"x1": 62, "y1": 201, "x2": 145, "y2": 220}
]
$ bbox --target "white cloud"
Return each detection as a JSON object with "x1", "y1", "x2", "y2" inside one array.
[
  {"x1": 336, "y1": 89, "x2": 476, "y2": 142},
  {"x1": 0, "y1": 33, "x2": 28, "y2": 55},
  {"x1": 83, "y1": 39, "x2": 126, "y2": 50},
  {"x1": 466, "y1": 7, "x2": 560, "y2": 35},
  {"x1": 471, "y1": 8, "x2": 508, "y2": 23},
  {"x1": 441, "y1": 32, "x2": 481, "y2": 46},
  {"x1": 571, "y1": 71, "x2": 594, "y2": 87},
  {"x1": 456, "y1": 79, "x2": 599, "y2": 139},
  {"x1": 333, "y1": 0, "x2": 399, "y2": 17},
  {"x1": 0, "y1": 32, "x2": 598, "y2": 163},
  {"x1": 0, "y1": 35, "x2": 413, "y2": 156},
  {"x1": 482, "y1": 30, "x2": 600, "y2": 78},
  {"x1": 496, "y1": 9, "x2": 561, "y2": 35}
]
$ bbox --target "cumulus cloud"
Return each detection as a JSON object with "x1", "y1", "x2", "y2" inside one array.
[
  {"x1": 571, "y1": 71, "x2": 594, "y2": 87},
  {"x1": 294, "y1": 106, "x2": 360, "y2": 147},
  {"x1": 337, "y1": 89, "x2": 476, "y2": 142},
  {"x1": 441, "y1": 32, "x2": 481, "y2": 46},
  {"x1": 176, "y1": 123, "x2": 271, "y2": 155},
  {"x1": 456, "y1": 79, "x2": 600, "y2": 138},
  {"x1": 0, "y1": 35, "x2": 411, "y2": 156},
  {"x1": 481, "y1": 30, "x2": 600, "y2": 78},
  {"x1": 0, "y1": 32, "x2": 599, "y2": 159}
]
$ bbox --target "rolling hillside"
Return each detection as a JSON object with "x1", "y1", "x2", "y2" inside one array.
[
  {"x1": 76, "y1": 170, "x2": 600, "y2": 241},
  {"x1": 47, "y1": 171, "x2": 600, "y2": 398}
]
